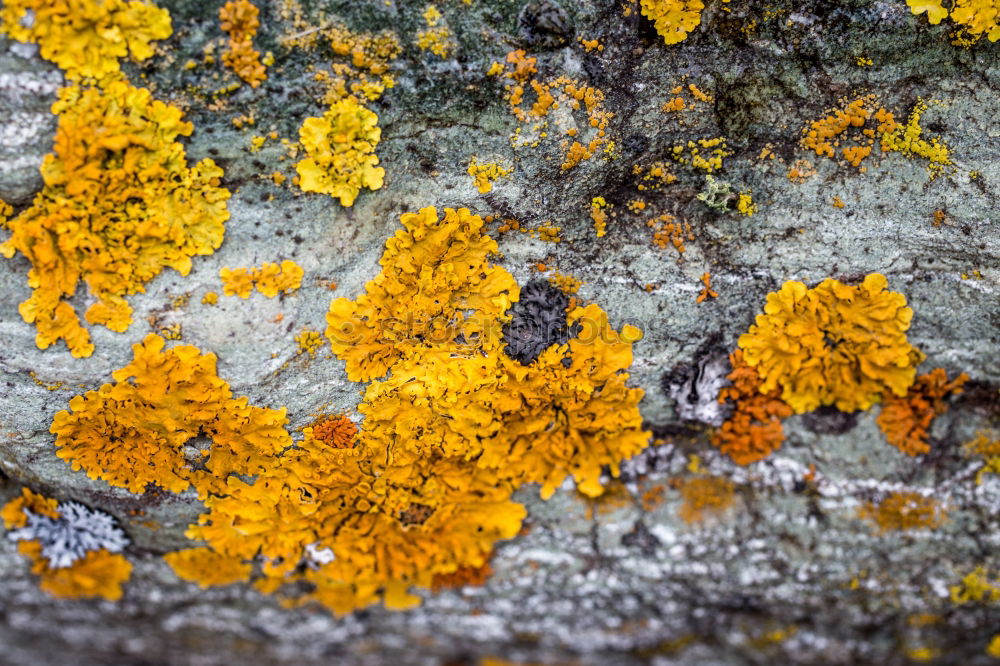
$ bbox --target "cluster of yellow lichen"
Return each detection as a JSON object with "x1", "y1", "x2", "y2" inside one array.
[
  {"x1": 2, "y1": 489, "x2": 132, "y2": 601},
  {"x1": 638, "y1": 0, "x2": 705, "y2": 45},
  {"x1": 0, "y1": 0, "x2": 171, "y2": 83},
  {"x1": 907, "y1": 0, "x2": 1000, "y2": 44},
  {"x1": 661, "y1": 82, "x2": 713, "y2": 114},
  {"x1": 964, "y1": 431, "x2": 1000, "y2": 483},
  {"x1": 297, "y1": 23, "x2": 401, "y2": 105},
  {"x1": 950, "y1": 566, "x2": 1000, "y2": 604},
  {"x1": 711, "y1": 275, "x2": 944, "y2": 466},
  {"x1": 52, "y1": 334, "x2": 291, "y2": 495},
  {"x1": 671, "y1": 137, "x2": 730, "y2": 172},
  {"x1": 876, "y1": 368, "x2": 968, "y2": 456},
  {"x1": 739, "y1": 274, "x2": 921, "y2": 414},
  {"x1": 219, "y1": 260, "x2": 303, "y2": 298},
  {"x1": 800, "y1": 96, "x2": 951, "y2": 176},
  {"x1": 468, "y1": 157, "x2": 513, "y2": 193},
  {"x1": 858, "y1": 491, "x2": 947, "y2": 532},
  {"x1": 219, "y1": 0, "x2": 267, "y2": 87},
  {"x1": 416, "y1": 4, "x2": 455, "y2": 58},
  {"x1": 296, "y1": 98, "x2": 386, "y2": 206},
  {"x1": 1, "y1": 83, "x2": 230, "y2": 357},
  {"x1": 488, "y1": 50, "x2": 613, "y2": 171}
]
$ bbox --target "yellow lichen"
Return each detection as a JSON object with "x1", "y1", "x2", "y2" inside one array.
[
  {"x1": 880, "y1": 100, "x2": 952, "y2": 177},
  {"x1": 468, "y1": 158, "x2": 512, "y2": 193},
  {"x1": 324, "y1": 207, "x2": 519, "y2": 382},
  {"x1": 219, "y1": 0, "x2": 267, "y2": 87},
  {"x1": 907, "y1": 0, "x2": 1000, "y2": 42},
  {"x1": 950, "y1": 567, "x2": 1000, "y2": 604},
  {"x1": 964, "y1": 432, "x2": 1000, "y2": 483},
  {"x1": 738, "y1": 274, "x2": 921, "y2": 414},
  {"x1": 1, "y1": 83, "x2": 229, "y2": 357},
  {"x1": 416, "y1": 4, "x2": 455, "y2": 58},
  {"x1": 590, "y1": 196, "x2": 610, "y2": 237},
  {"x1": 165, "y1": 547, "x2": 252, "y2": 588},
  {"x1": 252, "y1": 260, "x2": 304, "y2": 297},
  {"x1": 858, "y1": 491, "x2": 947, "y2": 533},
  {"x1": 639, "y1": 0, "x2": 705, "y2": 45},
  {"x1": 0, "y1": 0, "x2": 171, "y2": 82},
  {"x1": 296, "y1": 99, "x2": 385, "y2": 206},
  {"x1": 295, "y1": 329, "x2": 324, "y2": 356},
  {"x1": 876, "y1": 368, "x2": 968, "y2": 456},
  {"x1": 51, "y1": 334, "x2": 291, "y2": 495},
  {"x1": 201, "y1": 291, "x2": 219, "y2": 305},
  {"x1": 671, "y1": 137, "x2": 730, "y2": 172},
  {"x1": 220, "y1": 267, "x2": 254, "y2": 298},
  {"x1": 712, "y1": 350, "x2": 793, "y2": 465}
]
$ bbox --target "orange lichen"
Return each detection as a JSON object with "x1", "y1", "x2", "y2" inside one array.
[
  {"x1": 432, "y1": 561, "x2": 494, "y2": 590},
  {"x1": 296, "y1": 98, "x2": 385, "y2": 206},
  {"x1": 676, "y1": 476, "x2": 735, "y2": 524},
  {"x1": 1, "y1": 83, "x2": 229, "y2": 357},
  {"x1": 858, "y1": 491, "x2": 947, "y2": 532},
  {"x1": 712, "y1": 350, "x2": 793, "y2": 465},
  {"x1": 876, "y1": 368, "x2": 968, "y2": 456},
  {"x1": 649, "y1": 214, "x2": 694, "y2": 257},
  {"x1": 548, "y1": 272, "x2": 582, "y2": 294},
  {"x1": 219, "y1": 0, "x2": 267, "y2": 87},
  {"x1": 738, "y1": 274, "x2": 921, "y2": 414},
  {"x1": 305, "y1": 414, "x2": 358, "y2": 449},
  {"x1": 639, "y1": 0, "x2": 705, "y2": 45},
  {"x1": 51, "y1": 334, "x2": 291, "y2": 495},
  {"x1": 0, "y1": 0, "x2": 171, "y2": 82},
  {"x1": 325, "y1": 207, "x2": 519, "y2": 382},
  {"x1": 590, "y1": 196, "x2": 610, "y2": 237},
  {"x1": 220, "y1": 267, "x2": 254, "y2": 298},
  {"x1": 696, "y1": 272, "x2": 717, "y2": 303},
  {"x1": 164, "y1": 547, "x2": 252, "y2": 587},
  {"x1": 801, "y1": 97, "x2": 893, "y2": 168}
]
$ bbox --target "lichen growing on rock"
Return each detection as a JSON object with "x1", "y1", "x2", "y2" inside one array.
[
  {"x1": 1, "y1": 83, "x2": 230, "y2": 357},
  {"x1": 502, "y1": 280, "x2": 572, "y2": 365},
  {"x1": 638, "y1": 0, "x2": 705, "y2": 45},
  {"x1": 220, "y1": 260, "x2": 304, "y2": 298},
  {"x1": 2, "y1": 488, "x2": 132, "y2": 601},
  {"x1": 219, "y1": 0, "x2": 267, "y2": 88},
  {"x1": 296, "y1": 99, "x2": 385, "y2": 206},
  {"x1": 0, "y1": 0, "x2": 171, "y2": 82},
  {"x1": 738, "y1": 274, "x2": 921, "y2": 414},
  {"x1": 876, "y1": 368, "x2": 968, "y2": 456},
  {"x1": 907, "y1": 0, "x2": 1000, "y2": 43}
]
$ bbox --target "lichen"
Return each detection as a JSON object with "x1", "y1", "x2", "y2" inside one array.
[
  {"x1": 949, "y1": 567, "x2": 1000, "y2": 604},
  {"x1": 675, "y1": 476, "x2": 736, "y2": 524},
  {"x1": 738, "y1": 274, "x2": 922, "y2": 414},
  {"x1": 711, "y1": 350, "x2": 793, "y2": 465},
  {"x1": 416, "y1": 4, "x2": 455, "y2": 58},
  {"x1": 219, "y1": 0, "x2": 267, "y2": 88},
  {"x1": 296, "y1": 98, "x2": 385, "y2": 206},
  {"x1": 907, "y1": 0, "x2": 1000, "y2": 43},
  {"x1": 858, "y1": 491, "x2": 947, "y2": 532},
  {"x1": 51, "y1": 334, "x2": 291, "y2": 495},
  {"x1": 964, "y1": 431, "x2": 1000, "y2": 483},
  {"x1": 1, "y1": 82, "x2": 229, "y2": 357},
  {"x1": 2, "y1": 488, "x2": 132, "y2": 601},
  {"x1": 876, "y1": 368, "x2": 968, "y2": 456},
  {"x1": 639, "y1": 0, "x2": 705, "y2": 45},
  {"x1": 502, "y1": 280, "x2": 572, "y2": 365},
  {"x1": 468, "y1": 157, "x2": 512, "y2": 193},
  {"x1": 0, "y1": 0, "x2": 171, "y2": 82}
]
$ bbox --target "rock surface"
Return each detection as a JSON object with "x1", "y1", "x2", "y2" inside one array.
[{"x1": 1, "y1": 0, "x2": 999, "y2": 664}]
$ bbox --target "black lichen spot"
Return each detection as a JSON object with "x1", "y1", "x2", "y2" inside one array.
[{"x1": 503, "y1": 280, "x2": 571, "y2": 365}]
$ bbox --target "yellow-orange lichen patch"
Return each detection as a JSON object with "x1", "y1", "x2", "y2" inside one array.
[
  {"x1": 0, "y1": 0, "x2": 171, "y2": 82},
  {"x1": 907, "y1": 0, "x2": 1000, "y2": 42},
  {"x1": 671, "y1": 137, "x2": 730, "y2": 173},
  {"x1": 880, "y1": 100, "x2": 952, "y2": 177},
  {"x1": 416, "y1": 4, "x2": 455, "y2": 58},
  {"x1": 858, "y1": 491, "x2": 947, "y2": 532},
  {"x1": 164, "y1": 547, "x2": 252, "y2": 587},
  {"x1": 219, "y1": 0, "x2": 267, "y2": 87},
  {"x1": 304, "y1": 413, "x2": 358, "y2": 449},
  {"x1": 1, "y1": 83, "x2": 229, "y2": 357},
  {"x1": 431, "y1": 561, "x2": 494, "y2": 591},
  {"x1": 712, "y1": 350, "x2": 793, "y2": 465},
  {"x1": 950, "y1": 566, "x2": 1000, "y2": 604},
  {"x1": 639, "y1": 0, "x2": 705, "y2": 45},
  {"x1": 295, "y1": 329, "x2": 324, "y2": 356},
  {"x1": 253, "y1": 260, "x2": 305, "y2": 297},
  {"x1": 697, "y1": 272, "x2": 717, "y2": 303},
  {"x1": 51, "y1": 334, "x2": 291, "y2": 495},
  {"x1": 675, "y1": 476, "x2": 735, "y2": 524},
  {"x1": 649, "y1": 214, "x2": 694, "y2": 257},
  {"x1": 964, "y1": 431, "x2": 1000, "y2": 483},
  {"x1": 468, "y1": 158, "x2": 512, "y2": 193},
  {"x1": 738, "y1": 274, "x2": 921, "y2": 414},
  {"x1": 296, "y1": 98, "x2": 385, "y2": 206},
  {"x1": 877, "y1": 368, "x2": 968, "y2": 456},
  {"x1": 324, "y1": 207, "x2": 519, "y2": 382},
  {"x1": 801, "y1": 96, "x2": 895, "y2": 169},
  {"x1": 590, "y1": 196, "x2": 610, "y2": 237}
]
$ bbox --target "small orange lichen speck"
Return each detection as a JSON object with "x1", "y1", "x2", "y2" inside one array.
[
  {"x1": 877, "y1": 368, "x2": 968, "y2": 456},
  {"x1": 712, "y1": 350, "x2": 793, "y2": 465},
  {"x1": 0, "y1": 83, "x2": 229, "y2": 357},
  {"x1": 676, "y1": 476, "x2": 735, "y2": 524},
  {"x1": 697, "y1": 272, "x2": 718, "y2": 303},
  {"x1": 858, "y1": 491, "x2": 947, "y2": 532}
]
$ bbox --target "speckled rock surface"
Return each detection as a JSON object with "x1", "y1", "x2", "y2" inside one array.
[{"x1": 1, "y1": 1, "x2": 999, "y2": 664}]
